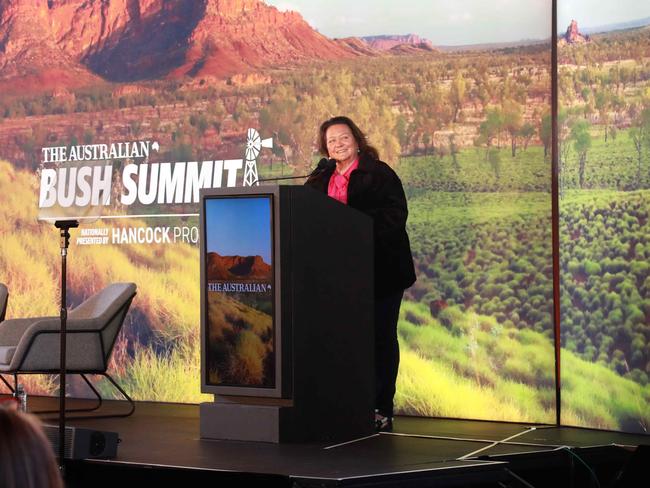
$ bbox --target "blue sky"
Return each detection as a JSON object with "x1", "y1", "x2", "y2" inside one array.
[
  {"x1": 205, "y1": 197, "x2": 272, "y2": 263},
  {"x1": 265, "y1": 1, "x2": 649, "y2": 45},
  {"x1": 558, "y1": 1, "x2": 650, "y2": 30}
]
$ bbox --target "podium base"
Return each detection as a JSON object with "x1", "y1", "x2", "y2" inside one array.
[{"x1": 200, "y1": 401, "x2": 290, "y2": 443}]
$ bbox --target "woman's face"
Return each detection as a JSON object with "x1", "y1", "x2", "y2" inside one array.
[{"x1": 325, "y1": 124, "x2": 359, "y2": 166}]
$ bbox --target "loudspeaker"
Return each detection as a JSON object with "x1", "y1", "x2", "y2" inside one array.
[{"x1": 43, "y1": 424, "x2": 119, "y2": 459}]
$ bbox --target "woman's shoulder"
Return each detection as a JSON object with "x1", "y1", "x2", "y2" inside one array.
[
  {"x1": 360, "y1": 154, "x2": 392, "y2": 173},
  {"x1": 359, "y1": 155, "x2": 400, "y2": 182}
]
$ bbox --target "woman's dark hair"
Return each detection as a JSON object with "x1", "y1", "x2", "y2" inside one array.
[
  {"x1": 318, "y1": 116, "x2": 379, "y2": 160},
  {"x1": 0, "y1": 408, "x2": 63, "y2": 488}
]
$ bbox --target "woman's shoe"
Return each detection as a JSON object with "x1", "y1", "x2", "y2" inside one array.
[{"x1": 375, "y1": 413, "x2": 393, "y2": 432}]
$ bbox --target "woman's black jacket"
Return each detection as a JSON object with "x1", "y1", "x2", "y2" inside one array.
[{"x1": 305, "y1": 152, "x2": 416, "y2": 298}]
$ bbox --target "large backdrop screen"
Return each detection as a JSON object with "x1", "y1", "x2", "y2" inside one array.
[
  {"x1": 557, "y1": 1, "x2": 650, "y2": 432},
  {"x1": 0, "y1": 0, "x2": 647, "y2": 433}
]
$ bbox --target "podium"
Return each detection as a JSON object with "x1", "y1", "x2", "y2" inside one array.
[{"x1": 199, "y1": 185, "x2": 374, "y2": 443}]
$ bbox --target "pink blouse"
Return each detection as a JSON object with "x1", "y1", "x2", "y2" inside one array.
[{"x1": 327, "y1": 159, "x2": 359, "y2": 204}]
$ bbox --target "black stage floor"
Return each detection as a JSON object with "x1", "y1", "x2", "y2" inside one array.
[{"x1": 11, "y1": 397, "x2": 650, "y2": 487}]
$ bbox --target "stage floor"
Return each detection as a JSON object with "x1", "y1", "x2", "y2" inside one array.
[{"x1": 13, "y1": 397, "x2": 650, "y2": 487}]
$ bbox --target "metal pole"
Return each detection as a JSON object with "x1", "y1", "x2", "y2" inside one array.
[
  {"x1": 55, "y1": 220, "x2": 78, "y2": 474},
  {"x1": 551, "y1": 0, "x2": 562, "y2": 426}
]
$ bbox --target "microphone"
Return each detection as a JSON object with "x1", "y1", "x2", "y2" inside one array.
[
  {"x1": 309, "y1": 157, "x2": 336, "y2": 177},
  {"x1": 258, "y1": 158, "x2": 335, "y2": 183}
]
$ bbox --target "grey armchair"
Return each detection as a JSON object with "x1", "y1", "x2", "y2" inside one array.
[{"x1": 0, "y1": 282, "x2": 137, "y2": 418}]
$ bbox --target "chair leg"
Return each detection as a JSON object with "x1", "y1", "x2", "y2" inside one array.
[
  {"x1": 101, "y1": 373, "x2": 136, "y2": 417},
  {"x1": 33, "y1": 374, "x2": 102, "y2": 415},
  {"x1": 0, "y1": 374, "x2": 14, "y2": 394},
  {"x1": 79, "y1": 374, "x2": 104, "y2": 412},
  {"x1": 41, "y1": 373, "x2": 136, "y2": 421}
]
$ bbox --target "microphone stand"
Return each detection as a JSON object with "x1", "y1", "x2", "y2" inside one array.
[
  {"x1": 258, "y1": 159, "x2": 335, "y2": 184},
  {"x1": 54, "y1": 219, "x2": 79, "y2": 474},
  {"x1": 258, "y1": 174, "x2": 311, "y2": 183}
]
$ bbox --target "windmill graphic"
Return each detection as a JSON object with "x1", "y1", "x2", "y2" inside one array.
[{"x1": 243, "y1": 128, "x2": 273, "y2": 186}]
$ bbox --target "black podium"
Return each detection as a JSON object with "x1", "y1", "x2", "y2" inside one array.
[{"x1": 199, "y1": 185, "x2": 374, "y2": 443}]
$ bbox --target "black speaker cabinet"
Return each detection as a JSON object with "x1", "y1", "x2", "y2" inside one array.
[{"x1": 43, "y1": 424, "x2": 119, "y2": 459}]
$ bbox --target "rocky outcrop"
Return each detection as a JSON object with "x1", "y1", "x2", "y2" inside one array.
[
  {"x1": 361, "y1": 34, "x2": 436, "y2": 52},
  {"x1": 1, "y1": 0, "x2": 439, "y2": 90},
  {"x1": 334, "y1": 37, "x2": 380, "y2": 56},
  {"x1": 0, "y1": 0, "x2": 357, "y2": 87},
  {"x1": 168, "y1": 0, "x2": 354, "y2": 80},
  {"x1": 389, "y1": 42, "x2": 436, "y2": 55},
  {"x1": 559, "y1": 20, "x2": 590, "y2": 46},
  {"x1": 0, "y1": 0, "x2": 100, "y2": 92},
  {"x1": 336, "y1": 34, "x2": 436, "y2": 57},
  {"x1": 79, "y1": 0, "x2": 207, "y2": 81},
  {"x1": 207, "y1": 252, "x2": 271, "y2": 281}
]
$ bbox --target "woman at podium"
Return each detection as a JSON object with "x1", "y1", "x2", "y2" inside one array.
[{"x1": 305, "y1": 116, "x2": 416, "y2": 431}]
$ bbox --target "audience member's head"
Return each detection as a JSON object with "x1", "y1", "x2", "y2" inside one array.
[{"x1": 0, "y1": 407, "x2": 63, "y2": 488}]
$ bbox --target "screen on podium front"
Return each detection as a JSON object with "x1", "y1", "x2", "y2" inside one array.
[{"x1": 202, "y1": 194, "x2": 276, "y2": 389}]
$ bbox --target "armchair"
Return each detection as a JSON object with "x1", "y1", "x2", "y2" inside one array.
[{"x1": 0, "y1": 282, "x2": 137, "y2": 419}]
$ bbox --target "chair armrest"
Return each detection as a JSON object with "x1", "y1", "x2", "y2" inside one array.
[
  {"x1": 24, "y1": 318, "x2": 103, "y2": 333},
  {"x1": 0, "y1": 317, "x2": 58, "y2": 346},
  {"x1": 6, "y1": 318, "x2": 105, "y2": 372}
]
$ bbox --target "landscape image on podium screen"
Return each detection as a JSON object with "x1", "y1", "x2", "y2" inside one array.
[{"x1": 204, "y1": 196, "x2": 274, "y2": 388}]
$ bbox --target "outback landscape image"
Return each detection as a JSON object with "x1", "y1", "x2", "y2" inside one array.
[
  {"x1": 0, "y1": 0, "x2": 648, "y2": 433},
  {"x1": 203, "y1": 196, "x2": 274, "y2": 387},
  {"x1": 206, "y1": 251, "x2": 273, "y2": 387}
]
